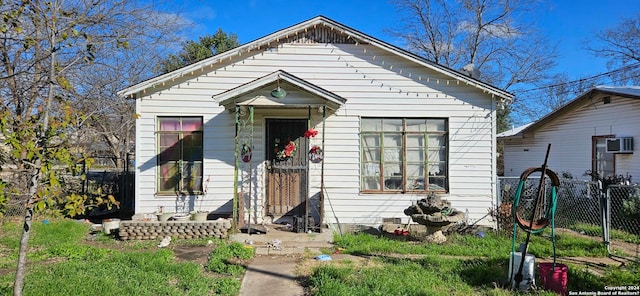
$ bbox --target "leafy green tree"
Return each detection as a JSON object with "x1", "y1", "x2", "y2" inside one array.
[{"x1": 158, "y1": 29, "x2": 240, "y2": 73}]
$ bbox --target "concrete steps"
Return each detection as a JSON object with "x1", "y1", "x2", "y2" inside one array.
[{"x1": 229, "y1": 225, "x2": 335, "y2": 255}]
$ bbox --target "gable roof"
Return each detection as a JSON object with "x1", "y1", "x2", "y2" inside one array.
[
  {"x1": 118, "y1": 15, "x2": 513, "y2": 101},
  {"x1": 213, "y1": 70, "x2": 346, "y2": 111},
  {"x1": 498, "y1": 86, "x2": 640, "y2": 139}
]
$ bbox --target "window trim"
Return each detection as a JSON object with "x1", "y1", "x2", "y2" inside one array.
[
  {"x1": 591, "y1": 135, "x2": 616, "y2": 180},
  {"x1": 156, "y1": 116, "x2": 204, "y2": 195},
  {"x1": 360, "y1": 118, "x2": 448, "y2": 194}
]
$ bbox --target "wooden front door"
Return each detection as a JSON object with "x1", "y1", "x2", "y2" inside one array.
[{"x1": 265, "y1": 119, "x2": 308, "y2": 217}]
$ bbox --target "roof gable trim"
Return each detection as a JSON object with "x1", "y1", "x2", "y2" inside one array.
[
  {"x1": 119, "y1": 16, "x2": 512, "y2": 101},
  {"x1": 213, "y1": 70, "x2": 346, "y2": 110}
]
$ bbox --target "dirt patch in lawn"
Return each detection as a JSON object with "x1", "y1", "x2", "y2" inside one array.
[{"x1": 171, "y1": 245, "x2": 213, "y2": 266}]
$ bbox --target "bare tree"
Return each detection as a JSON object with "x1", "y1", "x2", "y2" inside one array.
[
  {"x1": 0, "y1": 1, "x2": 188, "y2": 294},
  {"x1": 510, "y1": 73, "x2": 597, "y2": 123},
  {"x1": 391, "y1": 0, "x2": 558, "y2": 91},
  {"x1": 71, "y1": 6, "x2": 190, "y2": 168},
  {"x1": 586, "y1": 14, "x2": 640, "y2": 85}
]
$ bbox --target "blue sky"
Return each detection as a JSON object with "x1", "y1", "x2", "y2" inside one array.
[{"x1": 174, "y1": 0, "x2": 640, "y2": 81}]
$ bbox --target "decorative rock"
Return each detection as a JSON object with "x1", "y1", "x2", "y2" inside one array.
[{"x1": 404, "y1": 193, "x2": 465, "y2": 243}]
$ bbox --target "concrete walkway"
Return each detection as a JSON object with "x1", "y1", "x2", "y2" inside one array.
[
  {"x1": 239, "y1": 255, "x2": 304, "y2": 296},
  {"x1": 230, "y1": 226, "x2": 335, "y2": 296}
]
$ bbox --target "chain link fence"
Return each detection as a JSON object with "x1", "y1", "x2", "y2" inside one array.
[
  {"x1": 605, "y1": 185, "x2": 640, "y2": 258},
  {"x1": 497, "y1": 177, "x2": 639, "y2": 260},
  {"x1": 1, "y1": 155, "x2": 135, "y2": 224}
]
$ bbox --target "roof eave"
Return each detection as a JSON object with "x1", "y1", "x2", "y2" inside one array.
[{"x1": 213, "y1": 70, "x2": 346, "y2": 110}]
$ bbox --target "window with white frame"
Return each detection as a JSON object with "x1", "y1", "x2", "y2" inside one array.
[
  {"x1": 157, "y1": 117, "x2": 203, "y2": 194},
  {"x1": 361, "y1": 118, "x2": 448, "y2": 192},
  {"x1": 592, "y1": 136, "x2": 615, "y2": 179}
]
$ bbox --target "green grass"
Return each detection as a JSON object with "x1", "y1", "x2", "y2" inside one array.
[
  {"x1": 570, "y1": 223, "x2": 640, "y2": 244},
  {"x1": 206, "y1": 241, "x2": 254, "y2": 276},
  {"x1": 2, "y1": 218, "x2": 637, "y2": 295},
  {"x1": 313, "y1": 231, "x2": 639, "y2": 295},
  {"x1": 0, "y1": 218, "x2": 249, "y2": 296},
  {"x1": 334, "y1": 228, "x2": 609, "y2": 259}
]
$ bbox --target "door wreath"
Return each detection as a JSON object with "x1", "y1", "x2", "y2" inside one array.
[
  {"x1": 241, "y1": 144, "x2": 252, "y2": 163},
  {"x1": 308, "y1": 145, "x2": 323, "y2": 163}
]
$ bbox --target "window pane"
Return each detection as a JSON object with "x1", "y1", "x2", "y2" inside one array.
[
  {"x1": 182, "y1": 162, "x2": 202, "y2": 192},
  {"x1": 159, "y1": 117, "x2": 181, "y2": 131},
  {"x1": 383, "y1": 134, "x2": 402, "y2": 147},
  {"x1": 362, "y1": 134, "x2": 381, "y2": 147},
  {"x1": 428, "y1": 176, "x2": 447, "y2": 190},
  {"x1": 362, "y1": 162, "x2": 380, "y2": 176},
  {"x1": 383, "y1": 119, "x2": 403, "y2": 131},
  {"x1": 406, "y1": 135, "x2": 425, "y2": 148},
  {"x1": 383, "y1": 147, "x2": 402, "y2": 162},
  {"x1": 408, "y1": 178, "x2": 425, "y2": 190},
  {"x1": 428, "y1": 134, "x2": 446, "y2": 147},
  {"x1": 428, "y1": 148, "x2": 446, "y2": 162},
  {"x1": 428, "y1": 163, "x2": 447, "y2": 176},
  {"x1": 159, "y1": 145, "x2": 181, "y2": 162},
  {"x1": 160, "y1": 133, "x2": 180, "y2": 147},
  {"x1": 384, "y1": 162, "x2": 402, "y2": 190},
  {"x1": 183, "y1": 146, "x2": 203, "y2": 162},
  {"x1": 427, "y1": 119, "x2": 446, "y2": 131},
  {"x1": 361, "y1": 118, "x2": 381, "y2": 131},
  {"x1": 406, "y1": 119, "x2": 426, "y2": 132},
  {"x1": 159, "y1": 162, "x2": 179, "y2": 191},
  {"x1": 362, "y1": 147, "x2": 381, "y2": 161},
  {"x1": 406, "y1": 148, "x2": 424, "y2": 162},
  {"x1": 183, "y1": 131, "x2": 202, "y2": 147},
  {"x1": 406, "y1": 163, "x2": 424, "y2": 178},
  {"x1": 362, "y1": 177, "x2": 381, "y2": 190},
  {"x1": 182, "y1": 118, "x2": 203, "y2": 131}
]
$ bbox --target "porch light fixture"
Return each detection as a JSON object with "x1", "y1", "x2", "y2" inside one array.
[
  {"x1": 271, "y1": 87, "x2": 287, "y2": 99},
  {"x1": 270, "y1": 75, "x2": 287, "y2": 99}
]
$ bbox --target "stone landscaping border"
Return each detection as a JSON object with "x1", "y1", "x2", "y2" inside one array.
[{"x1": 118, "y1": 220, "x2": 232, "y2": 240}]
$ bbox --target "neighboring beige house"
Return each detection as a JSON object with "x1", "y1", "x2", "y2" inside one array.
[
  {"x1": 499, "y1": 86, "x2": 639, "y2": 181},
  {"x1": 119, "y1": 16, "x2": 512, "y2": 230}
]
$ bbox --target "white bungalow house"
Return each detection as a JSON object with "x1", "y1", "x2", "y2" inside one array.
[
  {"x1": 499, "y1": 86, "x2": 639, "y2": 181},
  {"x1": 118, "y1": 16, "x2": 512, "y2": 231}
]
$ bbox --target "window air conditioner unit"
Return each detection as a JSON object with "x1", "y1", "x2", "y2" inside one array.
[{"x1": 606, "y1": 137, "x2": 634, "y2": 153}]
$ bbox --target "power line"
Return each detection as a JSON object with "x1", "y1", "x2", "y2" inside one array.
[
  {"x1": 514, "y1": 72, "x2": 640, "y2": 103},
  {"x1": 515, "y1": 62, "x2": 640, "y2": 94}
]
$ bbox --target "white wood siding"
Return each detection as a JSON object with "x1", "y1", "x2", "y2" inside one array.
[
  {"x1": 135, "y1": 43, "x2": 498, "y2": 226},
  {"x1": 502, "y1": 97, "x2": 640, "y2": 181}
]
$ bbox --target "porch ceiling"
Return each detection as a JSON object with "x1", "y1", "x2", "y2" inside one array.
[{"x1": 213, "y1": 70, "x2": 346, "y2": 111}]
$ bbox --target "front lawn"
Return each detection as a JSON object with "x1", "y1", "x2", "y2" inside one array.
[
  {"x1": 303, "y1": 230, "x2": 639, "y2": 295},
  {"x1": 0, "y1": 218, "x2": 251, "y2": 296}
]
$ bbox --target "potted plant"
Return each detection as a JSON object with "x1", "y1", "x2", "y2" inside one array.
[
  {"x1": 191, "y1": 176, "x2": 210, "y2": 221},
  {"x1": 156, "y1": 206, "x2": 173, "y2": 221}
]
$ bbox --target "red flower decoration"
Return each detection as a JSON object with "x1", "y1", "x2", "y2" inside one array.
[
  {"x1": 284, "y1": 141, "x2": 296, "y2": 157},
  {"x1": 304, "y1": 128, "x2": 318, "y2": 138}
]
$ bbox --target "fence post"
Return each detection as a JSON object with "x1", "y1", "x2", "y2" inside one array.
[
  {"x1": 604, "y1": 183, "x2": 611, "y2": 254},
  {"x1": 497, "y1": 178, "x2": 502, "y2": 207}
]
